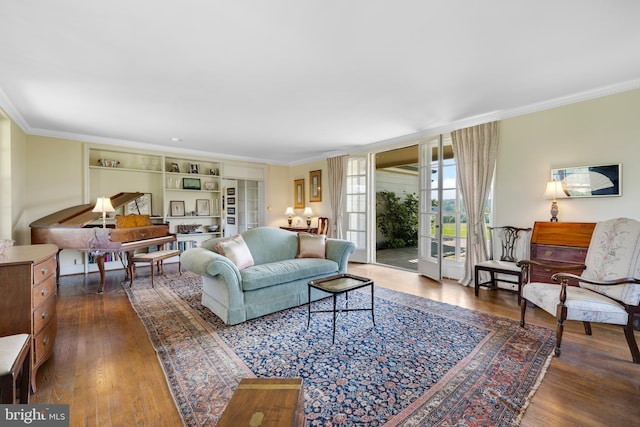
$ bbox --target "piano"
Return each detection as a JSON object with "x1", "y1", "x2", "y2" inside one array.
[{"x1": 30, "y1": 192, "x2": 177, "y2": 293}]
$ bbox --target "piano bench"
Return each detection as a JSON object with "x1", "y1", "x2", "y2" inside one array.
[{"x1": 129, "y1": 250, "x2": 181, "y2": 288}]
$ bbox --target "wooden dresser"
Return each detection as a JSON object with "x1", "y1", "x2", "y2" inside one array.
[
  {"x1": 0, "y1": 244, "x2": 58, "y2": 392},
  {"x1": 529, "y1": 222, "x2": 596, "y2": 285}
]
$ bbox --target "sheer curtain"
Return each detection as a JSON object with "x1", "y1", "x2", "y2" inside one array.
[
  {"x1": 327, "y1": 155, "x2": 347, "y2": 238},
  {"x1": 451, "y1": 121, "x2": 499, "y2": 286}
]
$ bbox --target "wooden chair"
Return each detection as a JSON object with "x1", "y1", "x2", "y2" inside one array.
[
  {"x1": 519, "y1": 218, "x2": 640, "y2": 363},
  {"x1": 317, "y1": 217, "x2": 329, "y2": 235},
  {"x1": 0, "y1": 333, "x2": 31, "y2": 404},
  {"x1": 474, "y1": 226, "x2": 531, "y2": 304}
]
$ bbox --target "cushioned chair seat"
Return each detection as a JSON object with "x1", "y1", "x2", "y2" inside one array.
[
  {"x1": 241, "y1": 259, "x2": 339, "y2": 291},
  {"x1": 475, "y1": 259, "x2": 521, "y2": 272},
  {"x1": 522, "y1": 282, "x2": 629, "y2": 325}
]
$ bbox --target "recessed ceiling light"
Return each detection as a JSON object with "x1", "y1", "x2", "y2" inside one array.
[{"x1": 170, "y1": 137, "x2": 182, "y2": 142}]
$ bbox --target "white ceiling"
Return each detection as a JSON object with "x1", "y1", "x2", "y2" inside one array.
[{"x1": 1, "y1": 1, "x2": 640, "y2": 165}]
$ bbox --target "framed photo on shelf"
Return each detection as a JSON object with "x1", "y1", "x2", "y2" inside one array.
[
  {"x1": 182, "y1": 177, "x2": 201, "y2": 190},
  {"x1": 170, "y1": 162, "x2": 180, "y2": 173},
  {"x1": 309, "y1": 170, "x2": 322, "y2": 202},
  {"x1": 227, "y1": 207, "x2": 235, "y2": 215},
  {"x1": 124, "y1": 193, "x2": 152, "y2": 216},
  {"x1": 170, "y1": 201, "x2": 185, "y2": 217},
  {"x1": 190, "y1": 163, "x2": 200, "y2": 174},
  {"x1": 196, "y1": 199, "x2": 211, "y2": 216},
  {"x1": 294, "y1": 178, "x2": 305, "y2": 209}
]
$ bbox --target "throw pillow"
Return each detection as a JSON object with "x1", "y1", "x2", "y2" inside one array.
[
  {"x1": 215, "y1": 234, "x2": 255, "y2": 270},
  {"x1": 297, "y1": 232, "x2": 327, "y2": 259}
]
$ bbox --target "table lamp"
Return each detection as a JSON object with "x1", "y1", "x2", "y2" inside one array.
[
  {"x1": 285, "y1": 207, "x2": 295, "y2": 226},
  {"x1": 303, "y1": 207, "x2": 313, "y2": 227},
  {"x1": 543, "y1": 180, "x2": 567, "y2": 222},
  {"x1": 92, "y1": 197, "x2": 115, "y2": 228}
]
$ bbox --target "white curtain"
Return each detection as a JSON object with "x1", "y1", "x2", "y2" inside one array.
[
  {"x1": 327, "y1": 155, "x2": 347, "y2": 238},
  {"x1": 451, "y1": 121, "x2": 499, "y2": 286}
]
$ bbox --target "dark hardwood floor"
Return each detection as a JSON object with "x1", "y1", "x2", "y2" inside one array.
[{"x1": 32, "y1": 262, "x2": 640, "y2": 426}]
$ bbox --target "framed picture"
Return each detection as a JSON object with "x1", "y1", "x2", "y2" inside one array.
[
  {"x1": 182, "y1": 177, "x2": 201, "y2": 190},
  {"x1": 170, "y1": 162, "x2": 180, "y2": 173},
  {"x1": 309, "y1": 170, "x2": 322, "y2": 202},
  {"x1": 294, "y1": 179, "x2": 305, "y2": 209},
  {"x1": 227, "y1": 197, "x2": 235, "y2": 205},
  {"x1": 196, "y1": 199, "x2": 210, "y2": 216},
  {"x1": 170, "y1": 201, "x2": 185, "y2": 217},
  {"x1": 227, "y1": 207, "x2": 235, "y2": 215},
  {"x1": 227, "y1": 217, "x2": 235, "y2": 225},
  {"x1": 190, "y1": 163, "x2": 200, "y2": 174},
  {"x1": 551, "y1": 163, "x2": 621, "y2": 197},
  {"x1": 124, "y1": 193, "x2": 152, "y2": 216},
  {"x1": 227, "y1": 187, "x2": 236, "y2": 196}
]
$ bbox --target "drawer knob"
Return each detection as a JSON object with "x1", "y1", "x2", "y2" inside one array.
[
  {"x1": 544, "y1": 250, "x2": 553, "y2": 256},
  {"x1": 41, "y1": 288, "x2": 48, "y2": 297},
  {"x1": 41, "y1": 266, "x2": 48, "y2": 275},
  {"x1": 41, "y1": 310, "x2": 48, "y2": 320},
  {"x1": 43, "y1": 336, "x2": 49, "y2": 346},
  {"x1": 544, "y1": 268, "x2": 551, "y2": 272}
]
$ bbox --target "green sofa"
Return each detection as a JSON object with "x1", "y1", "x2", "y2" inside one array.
[{"x1": 180, "y1": 226, "x2": 356, "y2": 325}]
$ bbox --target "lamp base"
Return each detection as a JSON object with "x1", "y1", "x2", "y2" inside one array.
[
  {"x1": 550, "y1": 201, "x2": 559, "y2": 222},
  {"x1": 306, "y1": 219, "x2": 311, "y2": 227},
  {"x1": 287, "y1": 218, "x2": 292, "y2": 226}
]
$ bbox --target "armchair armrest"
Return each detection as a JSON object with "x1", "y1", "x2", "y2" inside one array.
[{"x1": 552, "y1": 273, "x2": 640, "y2": 286}]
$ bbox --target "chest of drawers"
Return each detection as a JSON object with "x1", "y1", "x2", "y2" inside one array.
[
  {"x1": 0, "y1": 244, "x2": 58, "y2": 392},
  {"x1": 529, "y1": 222, "x2": 595, "y2": 285}
]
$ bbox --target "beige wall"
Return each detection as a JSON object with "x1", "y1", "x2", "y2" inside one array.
[
  {"x1": 496, "y1": 89, "x2": 640, "y2": 227},
  {"x1": 4, "y1": 88, "x2": 640, "y2": 249},
  {"x1": 0, "y1": 111, "x2": 28, "y2": 243}
]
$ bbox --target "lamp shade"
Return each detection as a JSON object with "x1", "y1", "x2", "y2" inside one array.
[
  {"x1": 284, "y1": 207, "x2": 295, "y2": 216},
  {"x1": 92, "y1": 197, "x2": 115, "y2": 213},
  {"x1": 543, "y1": 181, "x2": 568, "y2": 200},
  {"x1": 302, "y1": 207, "x2": 313, "y2": 217}
]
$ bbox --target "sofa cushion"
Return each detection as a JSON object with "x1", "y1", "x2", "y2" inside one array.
[
  {"x1": 297, "y1": 232, "x2": 326, "y2": 259},
  {"x1": 215, "y1": 234, "x2": 255, "y2": 270},
  {"x1": 240, "y1": 258, "x2": 339, "y2": 291}
]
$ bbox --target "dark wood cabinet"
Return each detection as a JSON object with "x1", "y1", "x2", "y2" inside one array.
[
  {"x1": 529, "y1": 222, "x2": 596, "y2": 285},
  {"x1": 0, "y1": 244, "x2": 58, "y2": 392}
]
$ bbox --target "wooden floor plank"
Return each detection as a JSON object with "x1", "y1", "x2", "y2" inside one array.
[{"x1": 31, "y1": 262, "x2": 640, "y2": 426}]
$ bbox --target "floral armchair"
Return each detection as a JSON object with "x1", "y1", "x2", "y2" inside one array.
[{"x1": 518, "y1": 217, "x2": 640, "y2": 363}]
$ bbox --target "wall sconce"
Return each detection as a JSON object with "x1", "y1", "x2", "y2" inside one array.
[
  {"x1": 302, "y1": 207, "x2": 313, "y2": 227},
  {"x1": 92, "y1": 197, "x2": 115, "y2": 228},
  {"x1": 543, "y1": 180, "x2": 568, "y2": 222},
  {"x1": 284, "y1": 207, "x2": 295, "y2": 226}
]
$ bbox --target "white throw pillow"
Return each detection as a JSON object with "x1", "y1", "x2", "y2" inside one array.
[
  {"x1": 297, "y1": 232, "x2": 327, "y2": 259},
  {"x1": 215, "y1": 234, "x2": 255, "y2": 270}
]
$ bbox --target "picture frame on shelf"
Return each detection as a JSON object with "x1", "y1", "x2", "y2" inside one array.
[
  {"x1": 190, "y1": 163, "x2": 200, "y2": 174},
  {"x1": 294, "y1": 178, "x2": 305, "y2": 209},
  {"x1": 170, "y1": 201, "x2": 185, "y2": 217},
  {"x1": 183, "y1": 177, "x2": 201, "y2": 190},
  {"x1": 309, "y1": 170, "x2": 322, "y2": 202},
  {"x1": 124, "y1": 193, "x2": 152, "y2": 216},
  {"x1": 196, "y1": 199, "x2": 211, "y2": 216},
  {"x1": 170, "y1": 162, "x2": 180, "y2": 173}
]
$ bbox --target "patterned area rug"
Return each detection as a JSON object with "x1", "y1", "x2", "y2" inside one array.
[{"x1": 124, "y1": 272, "x2": 554, "y2": 426}]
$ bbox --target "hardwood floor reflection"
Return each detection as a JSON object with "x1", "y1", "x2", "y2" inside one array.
[{"x1": 31, "y1": 262, "x2": 640, "y2": 426}]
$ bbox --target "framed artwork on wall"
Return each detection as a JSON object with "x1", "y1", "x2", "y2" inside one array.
[
  {"x1": 309, "y1": 170, "x2": 322, "y2": 202},
  {"x1": 551, "y1": 163, "x2": 621, "y2": 197},
  {"x1": 294, "y1": 179, "x2": 305, "y2": 209}
]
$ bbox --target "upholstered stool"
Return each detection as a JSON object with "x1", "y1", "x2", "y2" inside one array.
[
  {"x1": 129, "y1": 250, "x2": 181, "y2": 288},
  {"x1": 0, "y1": 333, "x2": 31, "y2": 404}
]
